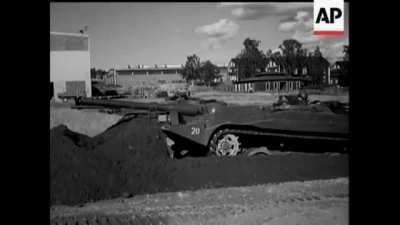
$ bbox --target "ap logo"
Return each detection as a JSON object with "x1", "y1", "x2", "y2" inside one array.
[{"x1": 314, "y1": 0, "x2": 344, "y2": 35}]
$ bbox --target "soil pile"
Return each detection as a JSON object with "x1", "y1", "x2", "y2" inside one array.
[
  {"x1": 51, "y1": 116, "x2": 348, "y2": 206},
  {"x1": 50, "y1": 116, "x2": 171, "y2": 206},
  {"x1": 50, "y1": 108, "x2": 122, "y2": 137}
]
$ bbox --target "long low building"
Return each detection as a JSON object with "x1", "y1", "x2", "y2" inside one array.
[
  {"x1": 233, "y1": 72, "x2": 306, "y2": 93},
  {"x1": 115, "y1": 65, "x2": 184, "y2": 88},
  {"x1": 115, "y1": 64, "x2": 228, "y2": 89}
]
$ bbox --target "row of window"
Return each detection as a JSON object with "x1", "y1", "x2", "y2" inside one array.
[{"x1": 117, "y1": 70, "x2": 181, "y2": 76}]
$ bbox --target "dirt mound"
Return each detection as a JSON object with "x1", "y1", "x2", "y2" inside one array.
[
  {"x1": 50, "y1": 108, "x2": 122, "y2": 137},
  {"x1": 51, "y1": 116, "x2": 348, "y2": 206},
  {"x1": 50, "y1": 117, "x2": 171, "y2": 206},
  {"x1": 50, "y1": 125, "x2": 115, "y2": 205}
]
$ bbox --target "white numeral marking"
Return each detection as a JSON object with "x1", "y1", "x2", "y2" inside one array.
[{"x1": 191, "y1": 127, "x2": 200, "y2": 135}]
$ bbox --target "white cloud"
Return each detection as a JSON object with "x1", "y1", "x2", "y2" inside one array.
[
  {"x1": 279, "y1": 21, "x2": 301, "y2": 32},
  {"x1": 195, "y1": 19, "x2": 239, "y2": 38},
  {"x1": 295, "y1": 11, "x2": 310, "y2": 21},
  {"x1": 195, "y1": 19, "x2": 239, "y2": 51},
  {"x1": 219, "y1": 2, "x2": 312, "y2": 20},
  {"x1": 216, "y1": 2, "x2": 348, "y2": 62},
  {"x1": 278, "y1": 11, "x2": 313, "y2": 33},
  {"x1": 278, "y1": 10, "x2": 348, "y2": 63},
  {"x1": 201, "y1": 38, "x2": 224, "y2": 51}
]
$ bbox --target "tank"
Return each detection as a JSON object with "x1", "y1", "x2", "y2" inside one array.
[
  {"x1": 73, "y1": 96, "x2": 349, "y2": 159},
  {"x1": 160, "y1": 96, "x2": 349, "y2": 158}
]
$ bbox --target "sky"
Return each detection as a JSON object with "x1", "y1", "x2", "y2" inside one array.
[{"x1": 50, "y1": 2, "x2": 349, "y2": 70}]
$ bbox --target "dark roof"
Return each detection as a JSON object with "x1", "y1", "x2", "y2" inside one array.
[
  {"x1": 254, "y1": 71, "x2": 287, "y2": 77},
  {"x1": 332, "y1": 60, "x2": 348, "y2": 66},
  {"x1": 305, "y1": 57, "x2": 330, "y2": 67},
  {"x1": 116, "y1": 68, "x2": 183, "y2": 76},
  {"x1": 235, "y1": 75, "x2": 307, "y2": 83}
]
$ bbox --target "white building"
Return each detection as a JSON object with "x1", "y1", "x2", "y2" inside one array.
[
  {"x1": 115, "y1": 64, "x2": 228, "y2": 89},
  {"x1": 50, "y1": 31, "x2": 91, "y2": 101}
]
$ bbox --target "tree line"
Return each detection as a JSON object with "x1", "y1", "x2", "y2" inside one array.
[
  {"x1": 181, "y1": 38, "x2": 349, "y2": 86},
  {"x1": 232, "y1": 38, "x2": 332, "y2": 85},
  {"x1": 180, "y1": 55, "x2": 221, "y2": 86},
  {"x1": 90, "y1": 68, "x2": 108, "y2": 80}
]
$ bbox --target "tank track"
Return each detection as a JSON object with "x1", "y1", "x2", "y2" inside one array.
[{"x1": 209, "y1": 128, "x2": 347, "y2": 155}]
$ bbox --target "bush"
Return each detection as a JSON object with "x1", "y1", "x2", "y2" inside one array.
[
  {"x1": 302, "y1": 85, "x2": 348, "y2": 95},
  {"x1": 155, "y1": 91, "x2": 168, "y2": 98},
  {"x1": 213, "y1": 81, "x2": 234, "y2": 92}
]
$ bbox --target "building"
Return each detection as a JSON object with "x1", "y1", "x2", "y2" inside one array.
[
  {"x1": 227, "y1": 60, "x2": 238, "y2": 81},
  {"x1": 50, "y1": 31, "x2": 91, "y2": 101},
  {"x1": 115, "y1": 65, "x2": 184, "y2": 89},
  {"x1": 115, "y1": 64, "x2": 228, "y2": 89},
  {"x1": 233, "y1": 72, "x2": 306, "y2": 93},
  {"x1": 330, "y1": 60, "x2": 349, "y2": 86},
  {"x1": 216, "y1": 64, "x2": 229, "y2": 82},
  {"x1": 228, "y1": 54, "x2": 331, "y2": 91},
  {"x1": 265, "y1": 57, "x2": 287, "y2": 74},
  {"x1": 303, "y1": 57, "x2": 330, "y2": 86}
]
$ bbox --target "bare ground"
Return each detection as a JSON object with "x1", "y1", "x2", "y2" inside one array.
[
  {"x1": 112, "y1": 91, "x2": 349, "y2": 106},
  {"x1": 191, "y1": 91, "x2": 349, "y2": 106},
  {"x1": 51, "y1": 177, "x2": 348, "y2": 225},
  {"x1": 50, "y1": 107, "x2": 122, "y2": 137},
  {"x1": 50, "y1": 91, "x2": 349, "y2": 224}
]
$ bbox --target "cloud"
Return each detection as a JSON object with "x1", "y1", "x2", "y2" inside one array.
[
  {"x1": 219, "y1": 2, "x2": 312, "y2": 20},
  {"x1": 195, "y1": 18, "x2": 239, "y2": 38},
  {"x1": 277, "y1": 10, "x2": 348, "y2": 63},
  {"x1": 278, "y1": 11, "x2": 312, "y2": 32},
  {"x1": 195, "y1": 19, "x2": 239, "y2": 50},
  {"x1": 200, "y1": 38, "x2": 225, "y2": 51}
]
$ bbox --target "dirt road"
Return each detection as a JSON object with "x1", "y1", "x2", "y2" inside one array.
[{"x1": 51, "y1": 177, "x2": 348, "y2": 225}]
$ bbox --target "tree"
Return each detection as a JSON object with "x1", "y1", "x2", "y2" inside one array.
[
  {"x1": 90, "y1": 68, "x2": 107, "y2": 79},
  {"x1": 232, "y1": 38, "x2": 267, "y2": 80},
  {"x1": 313, "y1": 46, "x2": 322, "y2": 58},
  {"x1": 266, "y1": 49, "x2": 272, "y2": 57},
  {"x1": 343, "y1": 45, "x2": 349, "y2": 61},
  {"x1": 90, "y1": 68, "x2": 96, "y2": 79},
  {"x1": 181, "y1": 54, "x2": 201, "y2": 83},
  {"x1": 338, "y1": 45, "x2": 349, "y2": 86},
  {"x1": 200, "y1": 60, "x2": 220, "y2": 86},
  {"x1": 279, "y1": 39, "x2": 303, "y2": 57},
  {"x1": 306, "y1": 49, "x2": 330, "y2": 85},
  {"x1": 278, "y1": 39, "x2": 307, "y2": 75}
]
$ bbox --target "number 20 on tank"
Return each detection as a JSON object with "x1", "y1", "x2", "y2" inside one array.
[{"x1": 191, "y1": 127, "x2": 200, "y2": 135}]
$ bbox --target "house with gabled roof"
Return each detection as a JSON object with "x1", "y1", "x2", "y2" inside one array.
[{"x1": 230, "y1": 55, "x2": 331, "y2": 93}]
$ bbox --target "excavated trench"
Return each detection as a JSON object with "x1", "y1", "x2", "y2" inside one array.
[{"x1": 50, "y1": 115, "x2": 348, "y2": 206}]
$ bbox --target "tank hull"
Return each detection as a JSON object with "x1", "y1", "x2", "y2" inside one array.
[{"x1": 161, "y1": 105, "x2": 349, "y2": 153}]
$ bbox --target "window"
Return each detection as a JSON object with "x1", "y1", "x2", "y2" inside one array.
[{"x1": 302, "y1": 67, "x2": 307, "y2": 74}]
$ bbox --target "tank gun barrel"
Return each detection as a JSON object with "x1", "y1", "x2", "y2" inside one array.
[{"x1": 75, "y1": 97, "x2": 203, "y2": 116}]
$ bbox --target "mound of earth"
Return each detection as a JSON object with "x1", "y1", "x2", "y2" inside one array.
[
  {"x1": 50, "y1": 116, "x2": 171, "y2": 206},
  {"x1": 51, "y1": 116, "x2": 348, "y2": 206},
  {"x1": 50, "y1": 108, "x2": 122, "y2": 137}
]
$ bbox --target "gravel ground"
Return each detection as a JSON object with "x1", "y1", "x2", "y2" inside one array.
[{"x1": 51, "y1": 177, "x2": 348, "y2": 225}]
